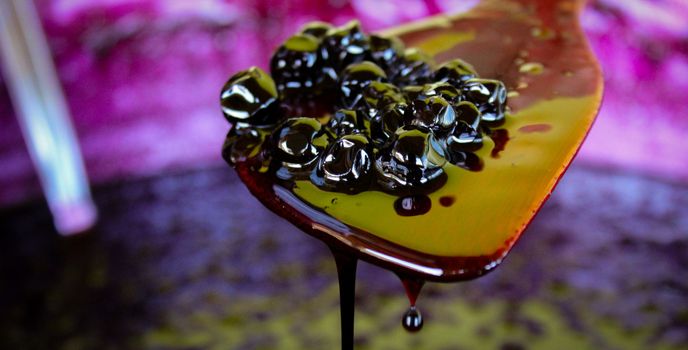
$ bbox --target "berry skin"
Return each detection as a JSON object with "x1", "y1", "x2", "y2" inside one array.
[
  {"x1": 271, "y1": 117, "x2": 330, "y2": 172},
  {"x1": 362, "y1": 81, "x2": 407, "y2": 119},
  {"x1": 222, "y1": 126, "x2": 268, "y2": 165},
  {"x1": 339, "y1": 61, "x2": 388, "y2": 109},
  {"x1": 446, "y1": 121, "x2": 483, "y2": 153},
  {"x1": 329, "y1": 109, "x2": 371, "y2": 137},
  {"x1": 220, "y1": 21, "x2": 513, "y2": 196},
  {"x1": 370, "y1": 102, "x2": 409, "y2": 147},
  {"x1": 420, "y1": 82, "x2": 462, "y2": 104},
  {"x1": 220, "y1": 67, "x2": 281, "y2": 126},
  {"x1": 462, "y1": 78, "x2": 508, "y2": 123},
  {"x1": 393, "y1": 48, "x2": 435, "y2": 86},
  {"x1": 270, "y1": 34, "x2": 321, "y2": 98},
  {"x1": 368, "y1": 34, "x2": 405, "y2": 74},
  {"x1": 320, "y1": 20, "x2": 371, "y2": 71},
  {"x1": 434, "y1": 59, "x2": 478, "y2": 87},
  {"x1": 315, "y1": 133, "x2": 374, "y2": 193},
  {"x1": 412, "y1": 95, "x2": 456, "y2": 136},
  {"x1": 375, "y1": 125, "x2": 446, "y2": 191},
  {"x1": 454, "y1": 101, "x2": 482, "y2": 130}
]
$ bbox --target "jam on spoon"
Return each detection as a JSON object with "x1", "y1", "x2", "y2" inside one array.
[
  {"x1": 221, "y1": 19, "x2": 510, "y2": 346},
  {"x1": 221, "y1": 0, "x2": 603, "y2": 346},
  {"x1": 221, "y1": 21, "x2": 504, "y2": 197}
]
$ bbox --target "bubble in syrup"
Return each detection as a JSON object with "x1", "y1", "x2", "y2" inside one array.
[
  {"x1": 402, "y1": 306, "x2": 423, "y2": 332},
  {"x1": 531, "y1": 26, "x2": 555, "y2": 40},
  {"x1": 519, "y1": 62, "x2": 544, "y2": 75},
  {"x1": 394, "y1": 195, "x2": 432, "y2": 216}
]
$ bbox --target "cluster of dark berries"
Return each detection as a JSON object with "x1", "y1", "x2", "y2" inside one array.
[{"x1": 221, "y1": 21, "x2": 508, "y2": 195}]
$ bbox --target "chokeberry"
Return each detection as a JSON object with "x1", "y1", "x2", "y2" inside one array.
[
  {"x1": 434, "y1": 59, "x2": 478, "y2": 87},
  {"x1": 272, "y1": 117, "x2": 330, "y2": 172},
  {"x1": 462, "y1": 79, "x2": 507, "y2": 124},
  {"x1": 315, "y1": 133, "x2": 374, "y2": 193},
  {"x1": 220, "y1": 67, "x2": 281, "y2": 125},
  {"x1": 375, "y1": 125, "x2": 446, "y2": 191}
]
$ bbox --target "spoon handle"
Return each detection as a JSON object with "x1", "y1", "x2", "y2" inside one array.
[{"x1": 0, "y1": 0, "x2": 97, "y2": 235}]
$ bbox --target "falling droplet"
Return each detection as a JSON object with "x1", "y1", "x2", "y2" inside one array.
[
  {"x1": 402, "y1": 306, "x2": 424, "y2": 332},
  {"x1": 397, "y1": 275, "x2": 426, "y2": 332},
  {"x1": 519, "y1": 62, "x2": 544, "y2": 75},
  {"x1": 330, "y1": 247, "x2": 358, "y2": 350}
]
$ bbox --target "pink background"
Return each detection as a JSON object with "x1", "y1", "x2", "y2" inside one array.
[{"x1": 1, "y1": 0, "x2": 687, "y2": 206}]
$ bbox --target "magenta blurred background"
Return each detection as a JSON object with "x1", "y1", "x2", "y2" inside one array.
[{"x1": 1, "y1": 0, "x2": 687, "y2": 206}]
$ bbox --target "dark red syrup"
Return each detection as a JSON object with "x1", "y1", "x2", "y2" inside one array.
[
  {"x1": 490, "y1": 129, "x2": 510, "y2": 158},
  {"x1": 518, "y1": 123, "x2": 552, "y2": 133},
  {"x1": 439, "y1": 196, "x2": 455, "y2": 207}
]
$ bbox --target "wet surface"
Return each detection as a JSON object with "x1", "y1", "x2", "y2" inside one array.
[{"x1": 1, "y1": 163, "x2": 686, "y2": 349}]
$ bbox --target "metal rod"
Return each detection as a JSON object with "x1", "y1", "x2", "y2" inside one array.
[{"x1": 0, "y1": 0, "x2": 97, "y2": 235}]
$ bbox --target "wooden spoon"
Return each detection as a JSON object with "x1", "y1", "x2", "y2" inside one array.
[{"x1": 234, "y1": 0, "x2": 602, "y2": 282}]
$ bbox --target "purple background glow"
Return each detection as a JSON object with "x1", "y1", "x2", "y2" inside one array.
[{"x1": 1, "y1": 0, "x2": 687, "y2": 206}]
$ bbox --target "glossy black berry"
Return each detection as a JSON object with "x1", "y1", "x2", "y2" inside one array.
[
  {"x1": 363, "y1": 81, "x2": 406, "y2": 115},
  {"x1": 446, "y1": 102, "x2": 483, "y2": 154},
  {"x1": 222, "y1": 126, "x2": 268, "y2": 165},
  {"x1": 271, "y1": 117, "x2": 329, "y2": 171},
  {"x1": 445, "y1": 148, "x2": 483, "y2": 172},
  {"x1": 315, "y1": 134, "x2": 374, "y2": 193},
  {"x1": 370, "y1": 103, "x2": 408, "y2": 147},
  {"x1": 369, "y1": 34, "x2": 405, "y2": 73},
  {"x1": 329, "y1": 109, "x2": 370, "y2": 136},
  {"x1": 412, "y1": 96, "x2": 456, "y2": 135},
  {"x1": 270, "y1": 34, "x2": 321, "y2": 97},
  {"x1": 339, "y1": 61, "x2": 388, "y2": 108},
  {"x1": 220, "y1": 67, "x2": 281, "y2": 125},
  {"x1": 221, "y1": 21, "x2": 512, "y2": 197},
  {"x1": 402, "y1": 85, "x2": 426, "y2": 102},
  {"x1": 320, "y1": 20, "x2": 370, "y2": 71},
  {"x1": 434, "y1": 59, "x2": 478, "y2": 87},
  {"x1": 420, "y1": 82, "x2": 462, "y2": 104},
  {"x1": 446, "y1": 121, "x2": 483, "y2": 152},
  {"x1": 393, "y1": 48, "x2": 435, "y2": 86},
  {"x1": 376, "y1": 125, "x2": 446, "y2": 191},
  {"x1": 454, "y1": 101, "x2": 481, "y2": 130},
  {"x1": 462, "y1": 78, "x2": 507, "y2": 123}
]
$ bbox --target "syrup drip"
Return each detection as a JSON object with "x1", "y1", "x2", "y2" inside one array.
[
  {"x1": 330, "y1": 247, "x2": 358, "y2": 350},
  {"x1": 399, "y1": 275, "x2": 426, "y2": 332},
  {"x1": 439, "y1": 195, "x2": 455, "y2": 207},
  {"x1": 402, "y1": 307, "x2": 424, "y2": 332}
]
